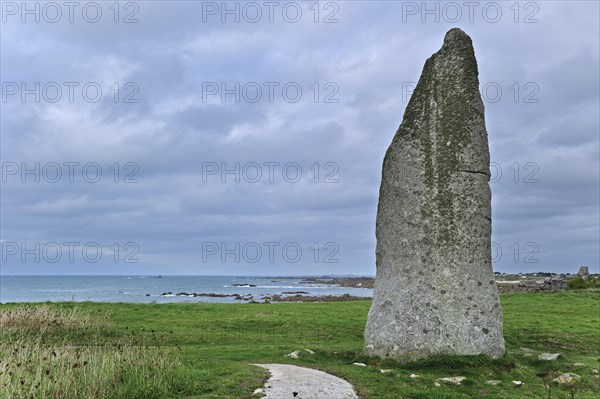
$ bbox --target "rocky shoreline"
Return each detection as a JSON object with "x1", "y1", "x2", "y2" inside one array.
[
  {"x1": 299, "y1": 272, "x2": 598, "y2": 294},
  {"x1": 299, "y1": 277, "x2": 375, "y2": 289},
  {"x1": 159, "y1": 292, "x2": 257, "y2": 301},
  {"x1": 156, "y1": 291, "x2": 368, "y2": 303},
  {"x1": 496, "y1": 276, "x2": 569, "y2": 293},
  {"x1": 148, "y1": 270, "x2": 595, "y2": 303}
]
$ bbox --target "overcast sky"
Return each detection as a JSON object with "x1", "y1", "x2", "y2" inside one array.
[{"x1": 1, "y1": 0, "x2": 598, "y2": 276}]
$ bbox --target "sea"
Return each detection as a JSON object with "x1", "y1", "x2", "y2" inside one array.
[{"x1": 0, "y1": 276, "x2": 373, "y2": 304}]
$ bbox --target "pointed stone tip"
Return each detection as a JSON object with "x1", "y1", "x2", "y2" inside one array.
[{"x1": 443, "y1": 28, "x2": 472, "y2": 46}]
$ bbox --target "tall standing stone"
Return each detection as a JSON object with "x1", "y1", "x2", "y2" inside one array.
[{"x1": 364, "y1": 28, "x2": 505, "y2": 361}]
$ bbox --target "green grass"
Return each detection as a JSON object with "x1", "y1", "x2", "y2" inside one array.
[{"x1": 1, "y1": 291, "x2": 599, "y2": 398}]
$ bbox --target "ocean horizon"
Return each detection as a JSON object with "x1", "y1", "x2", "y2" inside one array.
[{"x1": 0, "y1": 275, "x2": 374, "y2": 304}]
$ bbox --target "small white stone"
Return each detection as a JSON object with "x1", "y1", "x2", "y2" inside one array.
[
  {"x1": 434, "y1": 382, "x2": 441, "y2": 387},
  {"x1": 486, "y1": 380, "x2": 501, "y2": 386},
  {"x1": 253, "y1": 388, "x2": 265, "y2": 395},
  {"x1": 521, "y1": 347, "x2": 535, "y2": 353},
  {"x1": 410, "y1": 374, "x2": 420, "y2": 379},
  {"x1": 304, "y1": 349, "x2": 315, "y2": 354},
  {"x1": 538, "y1": 353, "x2": 560, "y2": 361},
  {"x1": 380, "y1": 369, "x2": 392, "y2": 374},
  {"x1": 352, "y1": 362, "x2": 367, "y2": 367},
  {"x1": 592, "y1": 369, "x2": 599, "y2": 375},
  {"x1": 284, "y1": 350, "x2": 300, "y2": 359},
  {"x1": 553, "y1": 373, "x2": 581, "y2": 385},
  {"x1": 437, "y1": 376, "x2": 466, "y2": 385},
  {"x1": 572, "y1": 362, "x2": 585, "y2": 367},
  {"x1": 513, "y1": 380, "x2": 524, "y2": 387}
]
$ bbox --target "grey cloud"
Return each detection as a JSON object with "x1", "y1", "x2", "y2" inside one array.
[{"x1": 1, "y1": 1, "x2": 598, "y2": 275}]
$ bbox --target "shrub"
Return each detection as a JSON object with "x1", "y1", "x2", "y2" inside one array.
[{"x1": 566, "y1": 276, "x2": 600, "y2": 290}]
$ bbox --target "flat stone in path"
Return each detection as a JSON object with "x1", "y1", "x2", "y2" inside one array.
[{"x1": 253, "y1": 364, "x2": 359, "y2": 399}]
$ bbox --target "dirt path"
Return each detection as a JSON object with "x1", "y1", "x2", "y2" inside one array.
[{"x1": 253, "y1": 364, "x2": 359, "y2": 399}]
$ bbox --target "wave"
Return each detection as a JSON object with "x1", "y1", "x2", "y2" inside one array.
[
  {"x1": 256, "y1": 285, "x2": 297, "y2": 288},
  {"x1": 223, "y1": 285, "x2": 301, "y2": 289}
]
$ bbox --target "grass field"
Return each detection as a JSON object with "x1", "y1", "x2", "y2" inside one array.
[{"x1": 1, "y1": 291, "x2": 599, "y2": 398}]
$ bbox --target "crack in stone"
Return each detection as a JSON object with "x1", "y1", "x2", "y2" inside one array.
[{"x1": 458, "y1": 169, "x2": 490, "y2": 177}]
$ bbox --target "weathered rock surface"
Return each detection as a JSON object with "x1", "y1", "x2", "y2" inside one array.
[
  {"x1": 364, "y1": 28, "x2": 505, "y2": 361},
  {"x1": 577, "y1": 265, "x2": 590, "y2": 279}
]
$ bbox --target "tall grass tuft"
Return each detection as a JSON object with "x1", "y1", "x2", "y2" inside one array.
[{"x1": 0, "y1": 305, "x2": 181, "y2": 399}]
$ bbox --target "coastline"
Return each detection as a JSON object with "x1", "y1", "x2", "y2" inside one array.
[{"x1": 2, "y1": 274, "x2": 596, "y2": 304}]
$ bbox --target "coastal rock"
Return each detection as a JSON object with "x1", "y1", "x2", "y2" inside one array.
[
  {"x1": 364, "y1": 28, "x2": 505, "y2": 362},
  {"x1": 281, "y1": 291, "x2": 310, "y2": 294},
  {"x1": 300, "y1": 277, "x2": 375, "y2": 289}
]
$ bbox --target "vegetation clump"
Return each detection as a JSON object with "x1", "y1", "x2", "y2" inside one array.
[
  {"x1": 567, "y1": 276, "x2": 600, "y2": 290},
  {"x1": 0, "y1": 305, "x2": 181, "y2": 399}
]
